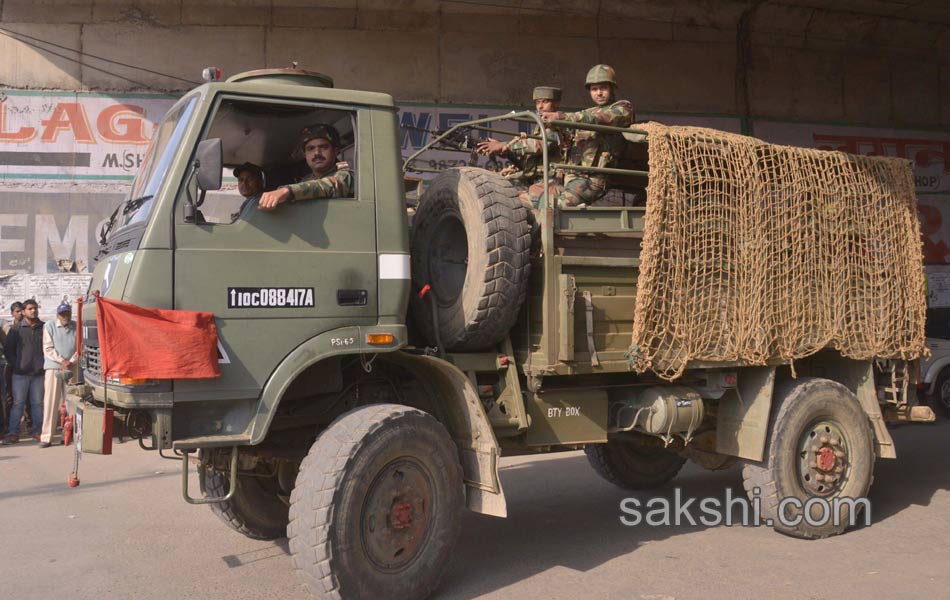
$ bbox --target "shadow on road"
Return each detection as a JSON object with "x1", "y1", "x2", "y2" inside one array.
[
  {"x1": 865, "y1": 419, "x2": 950, "y2": 522},
  {"x1": 222, "y1": 538, "x2": 290, "y2": 568},
  {"x1": 437, "y1": 419, "x2": 950, "y2": 599},
  {"x1": 0, "y1": 468, "x2": 178, "y2": 502},
  {"x1": 437, "y1": 453, "x2": 741, "y2": 600}
]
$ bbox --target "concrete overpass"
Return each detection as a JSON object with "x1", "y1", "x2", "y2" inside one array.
[
  {"x1": 0, "y1": 0, "x2": 947, "y2": 292},
  {"x1": 0, "y1": 0, "x2": 946, "y2": 127}
]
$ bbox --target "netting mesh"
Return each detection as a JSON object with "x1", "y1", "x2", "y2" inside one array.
[{"x1": 629, "y1": 122, "x2": 927, "y2": 381}]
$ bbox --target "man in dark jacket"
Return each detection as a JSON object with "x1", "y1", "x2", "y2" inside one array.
[
  {"x1": 1, "y1": 301, "x2": 24, "y2": 433},
  {"x1": 2, "y1": 299, "x2": 44, "y2": 444}
]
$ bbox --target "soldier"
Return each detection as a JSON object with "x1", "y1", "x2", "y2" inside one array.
[
  {"x1": 534, "y1": 64, "x2": 635, "y2": 208},
  {"x1": 258, "y1": 124, "x2": 354, "y2": 210},
  {"x1": 476, "y1": 86, "x2": 564, "y2": 209}
]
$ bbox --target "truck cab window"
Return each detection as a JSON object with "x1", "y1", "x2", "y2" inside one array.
[{"x1": 194, "y1": 98, "x2": 357, "y2": 224}]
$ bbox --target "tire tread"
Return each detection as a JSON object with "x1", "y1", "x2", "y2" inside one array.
[
  {"x1": 288, "y1": 404, "x2": 461, "y2": 600},
  {"x1": 410, "y1": 167, "x2": 531, "y2": 351},
  {"x1": 740, "y1": 377, "x2": 874, "y2": 539}
]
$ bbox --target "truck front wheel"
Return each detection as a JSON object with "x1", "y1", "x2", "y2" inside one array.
[
  {"x1": 741, "y1": 377, "x2": 874, "y2": 539},
  {"x1": 288, "y1": 404, "x2": 463, "y2": 600},
  {"x1": 585, "y1": 440, "x2": 686, "y2": 490}
]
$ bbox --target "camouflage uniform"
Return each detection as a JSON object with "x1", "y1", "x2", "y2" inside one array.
[
  {"x1": 501, "y1": 86, "x2": 564, "y2": 210},
  {"x1": 285, "y1": 161, "x2": 354, "y2": 201},
  {"x1": 529, "y1": 65, "x2": 635, "y2": 208},
  {"x1": 504, "y1": 128, "x2": 562, "y2": 207},
  {"x1": 505, "y1": 130, "x2": 560, "y2": 181},
  {"x1": 561, "y1": 100, "x2": 633, "y2": 204}
]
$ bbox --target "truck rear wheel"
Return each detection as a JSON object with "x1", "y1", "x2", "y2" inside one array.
[
  {"x1": 930, "y1": 369, "x2": 950, "y2": 418},
  {"x1": 741, "y1": 377, "x2": 874, "y2": 539},
  {"x1": 410, "y1": 167, "x2": 531, "y2": 352},
  {"x1": 585, "y1": 440, "x2": 686, "y2": 490},
  {"x1": 206, "y1": 468, "x2": 289, "y2": 541},
  {"x1": 288, "y1": 404, "x2": 463, "y2": 600}
]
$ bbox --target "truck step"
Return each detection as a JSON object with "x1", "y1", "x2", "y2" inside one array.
[{"x1": 172, "y1": 434, "x2": 251, "y2": 450}]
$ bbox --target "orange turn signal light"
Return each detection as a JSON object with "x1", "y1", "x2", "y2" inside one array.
[
  {"x1": 108, "y1": 377, "x2": 152, "y2": 386},
  {"x1": 366, "y1": 333, "x2": 394, "y2": 346}
]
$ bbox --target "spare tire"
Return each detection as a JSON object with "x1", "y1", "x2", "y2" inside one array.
[{"x1": 410, "y1": 167, "x2": 531, "y2": 351}]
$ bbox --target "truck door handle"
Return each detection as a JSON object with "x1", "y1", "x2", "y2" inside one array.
[{"x1": 337, "y1": 289, "x2": 368, "y2": 306}]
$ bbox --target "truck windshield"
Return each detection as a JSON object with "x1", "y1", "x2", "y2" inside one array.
[{"x1": 116, "y1": 95, "x2": 199, "y2": 230}]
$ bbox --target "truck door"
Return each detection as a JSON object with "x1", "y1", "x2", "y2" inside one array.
[{"x1": 172, "y1": 97, "x2": 377, "y2": 401}]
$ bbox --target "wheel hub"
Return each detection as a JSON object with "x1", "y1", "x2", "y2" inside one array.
[
  {"x1": 798, "y1": 420, "x2": 849, "y2": 497},
  {"x1": 390, "y1": 501, "x2": 414, "y2": 529},
  {"x1": 816, "y1": 446, "x2": 836, "y2": 472},
  {"x1": 361, "y1": 459, "x2": 433, "y2": 572}
]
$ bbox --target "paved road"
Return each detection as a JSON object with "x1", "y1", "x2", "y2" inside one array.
[{"x1": 2, "y1": 420, "x2": 948, "y2": 600}]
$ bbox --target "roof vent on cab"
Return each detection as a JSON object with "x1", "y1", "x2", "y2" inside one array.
[{"x1": 225, "y1": 68, "x2": 334, "y2": 88}]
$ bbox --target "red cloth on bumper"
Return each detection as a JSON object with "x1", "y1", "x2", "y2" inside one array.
[{"x1": 96, "y1": 296, "x2": 220, "y2": 379}]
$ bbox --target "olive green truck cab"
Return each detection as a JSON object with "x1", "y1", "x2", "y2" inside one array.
[{"x1": 71, "y1": 69, "x2": 933, "y2": 600}]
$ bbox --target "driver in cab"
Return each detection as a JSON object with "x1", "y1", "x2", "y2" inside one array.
[{"x1": 258, "y1": 124, "x2": 354, "y2": 210}]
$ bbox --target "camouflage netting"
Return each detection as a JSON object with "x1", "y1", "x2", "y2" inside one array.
[{"x1": 629, "y1": 122, "x2": 928, "y2": 381}]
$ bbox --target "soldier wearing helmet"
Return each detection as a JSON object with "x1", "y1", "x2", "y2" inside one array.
[
  {"x1": 476, "y1": 86, "x2": 565, "y2": 209},
  {"x1": 258, "y1": 123, "x2": 354, "y2": 210},
  {"x1": 535, "y1": 64, "x2": 635, "y2": 207}
]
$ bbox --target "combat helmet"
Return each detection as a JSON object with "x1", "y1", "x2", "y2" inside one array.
[
  {"x1": 298, "y1": 123, "x2": 341, "y2": 149},
  {"x1": 532, "y1": 86, "x2": 562, "y2": 101},
  {"x1": 585, "y1": 64, "x2": 617, "y2": 88},
  {"x1": 292, "y1": 123, "x2": 342, "y2": 159}
]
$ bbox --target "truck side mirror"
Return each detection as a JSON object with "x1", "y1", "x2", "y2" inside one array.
[
  {"x1": 184, "y1": 138, "x2": 223, "y2": 223},
  {"x1": 195, "y1": 138, "x2": 223, "y2": 191}
]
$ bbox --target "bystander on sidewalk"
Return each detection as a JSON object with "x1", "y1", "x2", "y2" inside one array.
[
  {"x1": 2, "y1": 299, "x2": 45, "y2": 444},
  {"x1": 40, "y1": 301, "x2": 77, "y2": 447}
]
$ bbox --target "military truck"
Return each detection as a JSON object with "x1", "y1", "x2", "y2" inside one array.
[{"x1": 71, "y1": 68, "x2": 933, "y2": 600}]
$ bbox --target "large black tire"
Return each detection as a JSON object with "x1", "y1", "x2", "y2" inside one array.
[
  {"x1": 410, "y1": 167, "x2": 531, "y2": 351},
  {"x1": 930, "y1": 368, "x2": 950, "y2": 418},
  {"x1": 585, "y1": 440, "x2": 686, "y2": 490},
  {"x1": 741, "y1": 377, "x2": 874, "y2": 539},
  {"x1": 206, "y1": 468, "x2": 289, "y2": 541},
  {"x1": 288, "y1": 404, "x2": 463, "y2": 600}
]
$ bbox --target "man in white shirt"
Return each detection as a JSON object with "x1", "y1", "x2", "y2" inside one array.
[{"x1": 40, "y1": 301, "x2": 77, "y2": 447}]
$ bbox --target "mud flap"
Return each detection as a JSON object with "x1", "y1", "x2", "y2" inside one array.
[{"x1": 385, "y1": 352, "x2": 508, "y2": 517}]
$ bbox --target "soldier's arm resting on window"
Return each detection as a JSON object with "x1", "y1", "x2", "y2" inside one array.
[{"x1": 258, "y1": 169, "x2": 354, "y2": 210}]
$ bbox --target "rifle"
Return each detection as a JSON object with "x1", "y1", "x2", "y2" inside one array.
[{"x1": 400, "y1": 123, "x2": 502, "y2": 171}]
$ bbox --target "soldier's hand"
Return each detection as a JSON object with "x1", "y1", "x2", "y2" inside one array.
[
  {"x1": 541, "y1": 111, "x2": 564, "y2": 123},
  {"x1": 258, "y1": 187, "x2": 291, "y2": 211},
  {"x1": 476, "y1": 138, "x2": 506, "y2": 156}
]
